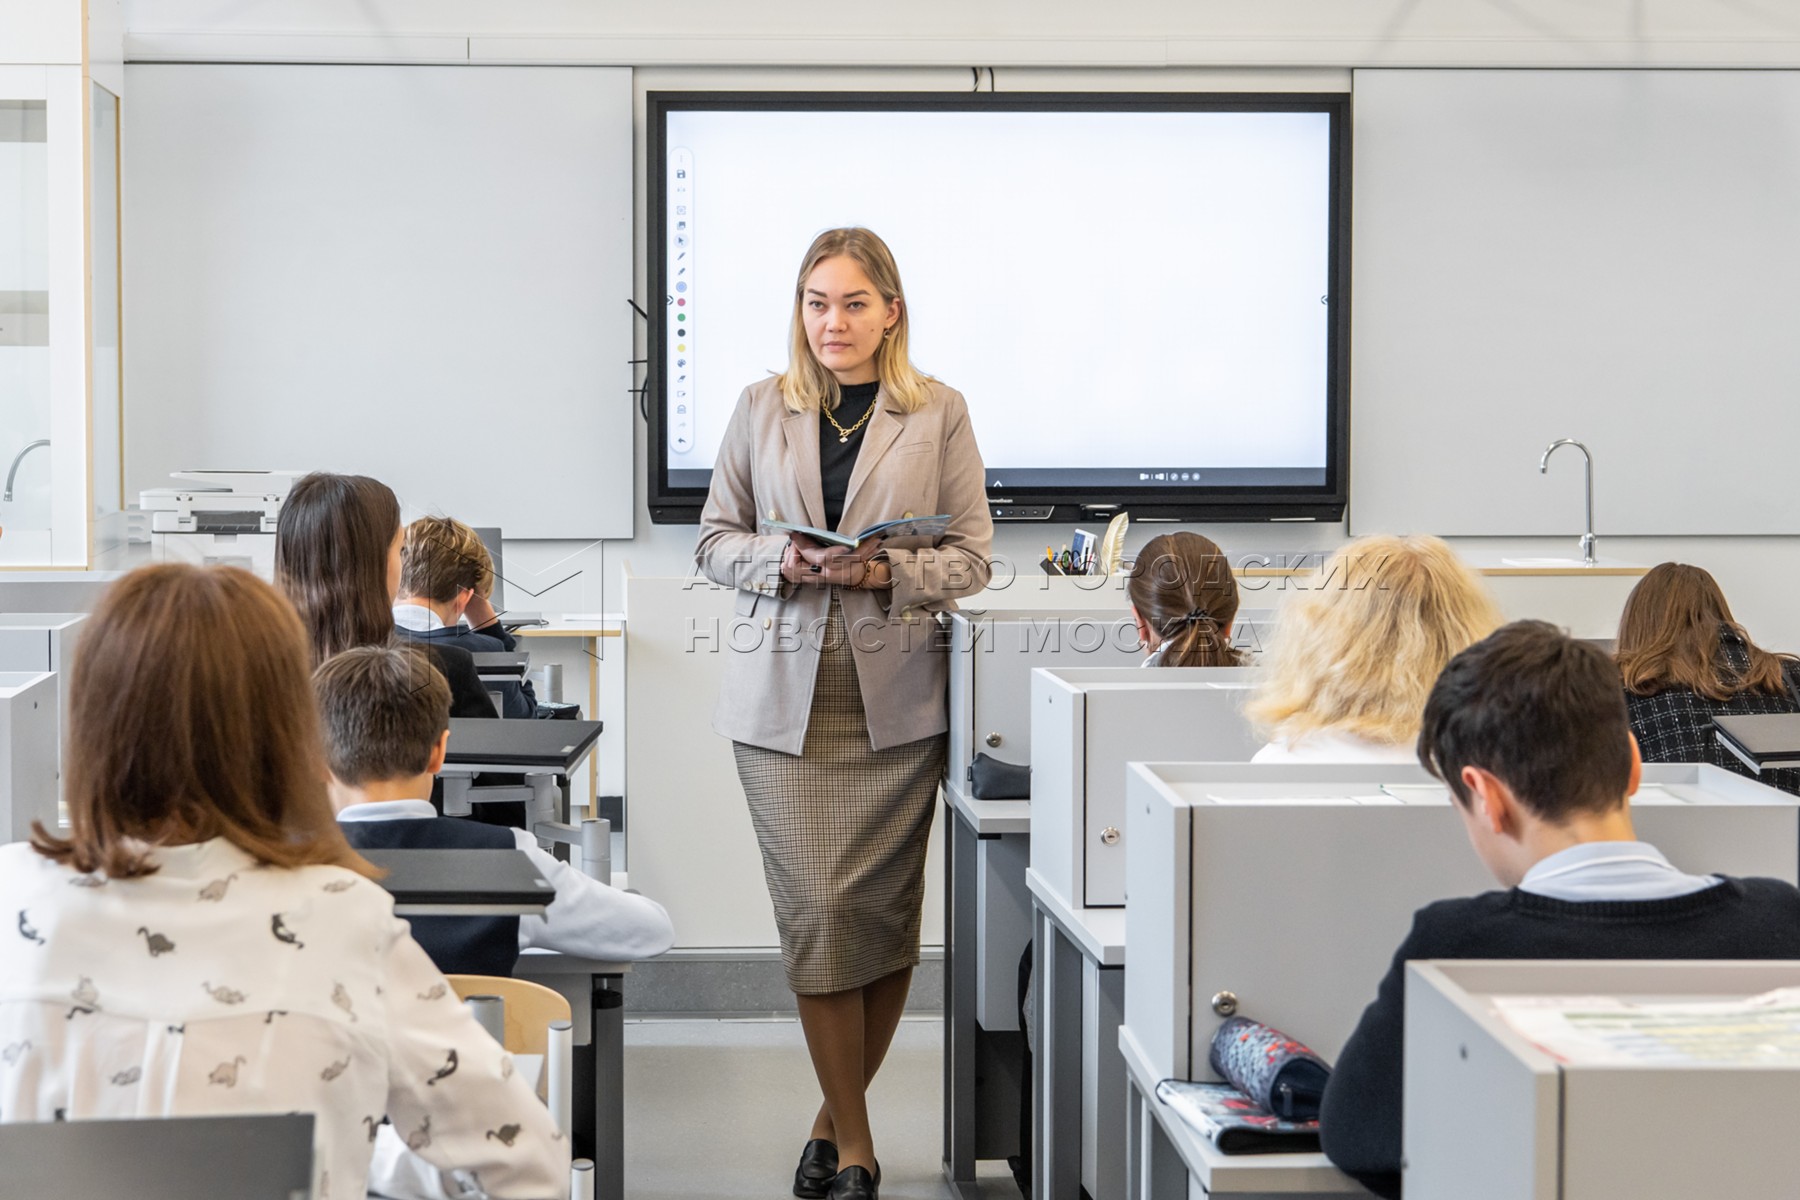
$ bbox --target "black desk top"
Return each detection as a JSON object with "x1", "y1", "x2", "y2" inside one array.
[
  {"x1": 445, "y1": 716, "x2": 603, "y2": 769},
  {"x1": 472, "y1": 650, "x2": 530, "y2": 677},
  {"x1": 362, "y1": 847, "x2": 555, "y2": 911},
  {"x1": 0, "y1": 1114, "x2": 314, "y2": 1199},
  {"x1": 1715, "y1": 714, "x2": 1800, "y2": 765}
]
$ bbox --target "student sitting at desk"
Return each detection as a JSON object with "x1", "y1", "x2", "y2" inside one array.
[
  {"x1": 394, "y1": 516, "x2": 538, "y2": 719},
  {"x1": 1615, "y1": 562, "x2": 1800, "y2": 796},
  {"x1": 321, "y1": 644, "x2": 674, "y2": 974},
  {"x1": 1247, "y1": 535, "x2": 1502, "y2": 763},
  {"x1": 275, "y1": 471, "x2": 494, "y2": 720},
  {"x1": 1126, "y1": 531, "x2": 1246, "y2": 667},
  {"x1": 1319, "y1": 621, "x2": 1800, "y2": 1198},
  {"x1": 0, "y1": 564, "x2": 565, "y2": 1200}
]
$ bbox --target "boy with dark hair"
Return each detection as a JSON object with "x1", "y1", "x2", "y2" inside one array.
[
  {"x1": 1320, "y1": 620, "x2": 1800, "y2": 1198},
  {"x1": 316, "y1": 646, "x2": 673, "y2": 977}
]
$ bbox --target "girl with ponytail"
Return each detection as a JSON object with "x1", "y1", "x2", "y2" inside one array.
[{"x1": 1126, "y1": 532, "x2": 1246, "y2": 668}]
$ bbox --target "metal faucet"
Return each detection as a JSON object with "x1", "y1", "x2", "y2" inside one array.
[
  {"x1": 3, "y1": 439, "x2": 50, "y2": 502},
  {"x1": 1538, "y1": 439, "x2": 1596, "y2": 566}
]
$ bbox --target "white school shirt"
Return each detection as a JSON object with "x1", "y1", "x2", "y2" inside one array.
[
  {"x1": 393, "y1": 603, "x2": 451, "y2": 633},
  {"x1": 336, "y1": 800, "x2": 676, "y2": 963},
  {"x1": 1250, "y1": 730, "x2": 1418, "y2": 764},
  {"x1": 0, "y1": 838, "x2": 567, "y2": 1200},
  {"x1": 1518, "y1": 840, "x2": 1721, "y2": 902}
]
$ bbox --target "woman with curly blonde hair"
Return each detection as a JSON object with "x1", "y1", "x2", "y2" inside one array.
[{"x1": 1247, "y1": 535, "x2": 1504, "y2": 762}]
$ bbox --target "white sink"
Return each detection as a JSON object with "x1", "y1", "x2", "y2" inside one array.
[{"x1": 1498, "y1": 557, "x2": 1636, "y2": 569}]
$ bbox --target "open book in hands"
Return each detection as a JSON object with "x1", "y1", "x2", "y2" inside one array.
[{"x1": 761, "y1": 514, "x2": 951, "y2": 550}]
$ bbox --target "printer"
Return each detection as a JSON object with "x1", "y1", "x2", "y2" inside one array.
[{"x1": 139, "y1": 470, "x2": 302, "y2": 579}]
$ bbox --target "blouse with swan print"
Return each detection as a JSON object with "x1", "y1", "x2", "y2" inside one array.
[{"x1": 0, "y1": 838, "x2": 567, "y2": 1200}]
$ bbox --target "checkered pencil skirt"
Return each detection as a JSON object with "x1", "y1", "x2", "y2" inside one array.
[{"x1": 733, "y1": 594, "x2": 946, "y2": 995}]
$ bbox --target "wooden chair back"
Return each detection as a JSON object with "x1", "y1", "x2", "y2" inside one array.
[{"x1": 446, "y1": 974, "x2": 572, "y2": 1056}]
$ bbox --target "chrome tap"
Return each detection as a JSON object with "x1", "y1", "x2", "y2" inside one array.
[
  {"x1": 1538, "y1": 439, "x2": 1596, "y2": 566},
  {"x1": 3, "y1": 439, "x2": 50, "y2": 503}
]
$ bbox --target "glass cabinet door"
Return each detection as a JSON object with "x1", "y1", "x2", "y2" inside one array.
[{"x1": 0, "y1": 95, "x2": 52, "y2": 564}]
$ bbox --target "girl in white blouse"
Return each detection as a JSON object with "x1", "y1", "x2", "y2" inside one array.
[{"x1": 0, "y1": 563, "x2": 567, "y2": 1200}]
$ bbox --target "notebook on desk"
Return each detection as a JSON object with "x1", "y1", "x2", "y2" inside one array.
[{"x1": 1715, "y1": 714, "x2": 1800, "y2": 771}]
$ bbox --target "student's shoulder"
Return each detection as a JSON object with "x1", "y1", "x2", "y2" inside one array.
[
  {"x1": 289, "y1": 862, "x2": 409, "y2": 942},
  {"x1": 0, "y1": 841, "x2": 64, "y2": 900},
  {"x1": 1723, "y1": 875, "x2": 1800, "y2": 917},
  {"x1": 455, "y1": 628, "x2": 508, "y2": 653},
  {"x1": 1397, "y1": 890, "x2": 1518, "y2": 957}
]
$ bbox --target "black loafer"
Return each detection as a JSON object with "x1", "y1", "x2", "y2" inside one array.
[
  {"x1": 793, "y1": 1139, "x2": 838, "y2": 1199},
  {"x1": 827, "y1": 1164, "x2": 879, "y2": 1200}
]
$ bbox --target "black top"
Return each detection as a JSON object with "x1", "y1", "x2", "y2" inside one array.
[
  {"x1": 398, "y1": 621, "x2": 538, "y2": 718},
  {"x1": 443, "y1": 716, "x2": 603, "y2": 769},
  {"x1": 402, "y1": 637, "x2": 500, "y2": 721},
  {"x1": 1626, "y1": 630, "x2": 1800, "y2": 796},
  {"x1": 1318, "y1": 876, "x2": 1800, "y2": 1198},
  {"x1": 340, "y1": 822, "x2": 529, "y2": 977},
  {"x1": 819, "y1": 380, "x2": 879, "y2": 530}
]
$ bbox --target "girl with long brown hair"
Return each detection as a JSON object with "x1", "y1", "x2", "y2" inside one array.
[
  {"x1": 274, "y1": 471, "x2": 493, "y2": 720},
  {"x1": 1616, "y1": 562, "x2": 1800, "y2": 793},
  {"x1": 2, "y1": 563, "x2": 564, "y2": 1198}
]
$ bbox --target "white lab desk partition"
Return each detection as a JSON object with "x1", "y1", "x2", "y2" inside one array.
[
  {"x1": 1026, "y1": 667, "x2": 1259, "y2": 1200},
  {"x1": 0, "y1": 612, "x2": 85, "y2": 675},
  {"x1": 1121, "y1": 762, "x2": 1800, "y2": 1199},
  {"x1": 1033, "y1": 667, "x2": 1258, "y2": 910},
  {"x1": 0, "y1": 671, "x2": 57, "y2": 840},
  {"x1": 0, "y1": 613, "x2": 84, "y2": 811},
  {"x1": 1405, "y1": 960, "x2": 1800, "y2": 1200},
  {"x1": 943, "y1": 607, "x2": 1145, "y2": 1196}
]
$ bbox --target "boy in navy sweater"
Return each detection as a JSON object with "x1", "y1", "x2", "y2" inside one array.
[
  {"x1": 1320, "y1": 621, "x2": 1800, "y2": 1198},
  {"x1": 316, "y1": 646, "x2": 673, "y2": 977}
]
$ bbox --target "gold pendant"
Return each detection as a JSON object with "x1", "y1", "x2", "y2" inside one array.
[{"x1": 839, "y1": 435, "x2": 848, "y2": 443}]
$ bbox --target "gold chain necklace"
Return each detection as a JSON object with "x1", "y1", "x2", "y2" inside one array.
[{"x1": 823, "y1": 393, "x2": 877, "y2": 444}]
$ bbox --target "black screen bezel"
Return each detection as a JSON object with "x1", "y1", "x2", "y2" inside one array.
[{"x1": 646, "y1": 90, "x2": 1351, "y2": 524}]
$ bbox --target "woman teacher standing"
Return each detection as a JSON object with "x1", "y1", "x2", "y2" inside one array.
[{"x1": 696, "y1": 227, "x2": 992, "y2": 1200}]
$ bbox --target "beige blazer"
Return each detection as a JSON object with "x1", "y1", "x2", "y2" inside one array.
[{"x1": 695, "y1": 376, "x2": 994, "y2": 754}]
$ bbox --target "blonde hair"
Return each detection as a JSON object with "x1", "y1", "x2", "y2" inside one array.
[
  {"x1": 1247, "y1": 535, "x2": 1505, "y2": 746},
  {"x1": 777, "y1": 227, "x2": 935, "y2": 415},
  {"x1": 399, "y1": 516, "x2": 492, "y2": 603}
]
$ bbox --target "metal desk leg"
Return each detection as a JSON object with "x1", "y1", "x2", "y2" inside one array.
[
  {"x1": 592, "y1": 978, "x2": 624, "y2": 1200},
  {"x1": 442, "y1": 773, "x2": 473, "y2": 817},
  {"x1": 1084, "y1": 960, "x2": 1128, "y2": 1200},
  {"x1": 1033, "y1": 904, "x2": 1082, "y2": 1200},
  {"x1": 943, "y1": 800, "x2": 980, "y2": 1196},
  {"x1": 1144, "y1": 1096, "x2": 1186, "y2": 1200},
  {"x1": 1127, "y1": 1076, "x2": 1147, "y2": 1200}
]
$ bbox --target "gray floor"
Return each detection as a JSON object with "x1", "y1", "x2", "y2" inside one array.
[{"x1": 624, "y1": 1017, "x2": 1019, "y2": 1200}]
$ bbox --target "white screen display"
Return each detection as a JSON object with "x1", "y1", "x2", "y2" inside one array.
[{"x1": 660, "y1": 103, "x2": 1336, "y2": 496}]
